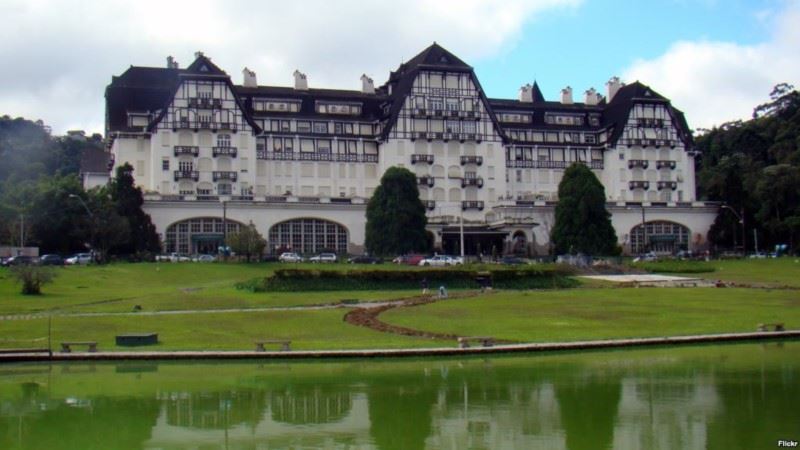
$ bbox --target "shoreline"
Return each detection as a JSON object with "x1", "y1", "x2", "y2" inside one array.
[{"x1": 1, "y1": 330, "x2": 797, "y2": 363}]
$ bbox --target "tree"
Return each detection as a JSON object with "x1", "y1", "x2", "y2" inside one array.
[
  {"x1": 10, "y1": 265, "x2": 56, "y2": 295},
  {"x1": 551, "y1": 163, "x2": 619, "y2": 255},
  {"x1": 109, "y1": 163, "x2": 161, "y2": 255},
  {"x1": 365, "y1": 167, "x2": 428, "y2": 255},
  {"x1": 226, "y1": 221, "x2": 266, "y2": 262}
]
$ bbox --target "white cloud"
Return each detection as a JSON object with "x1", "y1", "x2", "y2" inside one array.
[
  {"x1": 623, "y1": 1, "x2": 800, "y2": 130},
  {"x1": 0, "y1": 0, "x2": 579, "y2": 134}
]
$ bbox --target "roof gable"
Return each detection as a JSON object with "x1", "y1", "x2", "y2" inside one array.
[
  {"x1": 401, "y1": 42, "x2": 471, "y2": 71},
  {"x1": 185, "y1": 53, "x2": 227, "y2": 75}
]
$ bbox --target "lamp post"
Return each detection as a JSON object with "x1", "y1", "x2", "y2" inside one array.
[
  {"x1": 435, "y1": 205, "x2": 465, "y2": 259},
  {"x1": 721, "y1": 204, "x2": 746, "y2": 253},
  {"x1": 69, "y1": 194, "x2": 95, "y2": 261}
]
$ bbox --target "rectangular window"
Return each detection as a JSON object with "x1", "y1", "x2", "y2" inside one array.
[
  {"x1": 162, "y1": 158, "x2": 169, "y2": 171},
  {"x1": 445, "y1": 120, "x2": 460, "y2": 133},
  {"x1": 445, "y1": 98, "x2": 459, "y2": 111},
  {"x1": 334, "y1": 122, "x2": 343, "y2": 134},
  {"x1": 462, "y1": 121, "x2": 476, "y2": 134},
  {"x1": 297, "y1": 121, "x2": 311, "y2": 133},
  {"x1": 428, "y1": 97, "x2": 443, "y2": 111},
  {"x1": 217, "y1": 134, "x2": 231, "y2": 147},
  {"x1": 313, "y1": 122, "x2": 329, "y2": 134}
]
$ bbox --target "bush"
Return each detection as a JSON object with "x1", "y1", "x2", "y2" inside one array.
[
  {"x1": 236, "y1": 266, "x2": 578, "y2": 292},
  {"x1": 10, "y1": 265, "x2": 57, "y2": 295}
]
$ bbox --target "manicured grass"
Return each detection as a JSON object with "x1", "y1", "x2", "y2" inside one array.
[
  {"x1": 381, "y1": 287, "x2": 800, "y2": 343},
  {"x1": 0, "y1": 308, "x2": 441, "y2": 351},
  {"x1": 632, "y1": 257, "x2": 800, "y2": 287}
]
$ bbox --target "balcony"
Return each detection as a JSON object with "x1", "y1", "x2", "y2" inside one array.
[
  {"x1": 460, "y1": 155, "x2": 483, "y2": 166},
  {"x1": 424, "y1": 200, "x2": 436, "y2": 210},
  {"x1": 411, "y1": 154, "x2": 434, "y2": 164},
  {"x1": 459, "y1": 110, "x2": 477, "y2": 119},
  {"x1": 505, "y1": 160, "x2": 604, "y2": 170},
  {"x1": 212, "y1": 171, "x2": 238, "y2": 182},
  {"x1": 461, "y1": 177, "x2": 484, "y2": 188},
  {"x1": 298, "y1": 152, "x2": 333, "y2": 161},
  {"x1": 417, "y1": 176, "x2": 435, "y2": 188},
  {"x1": 636, "y1": 118, "x2": 665, "y2": 128},
  {"x1": 173, "y1": 170, "x2": 199, "y2": 182},
  {"x1": 410, "y1": 108, "x2": 428, "y2": 117},
  {"x1": 657, "y1": 181, "x2": 678, "y2": 191},
  {"x1": 462, "y1": 201, "x2": 484, "y2": 211},
  {"x1": 459, "y1": 133, "x2": 479, "y2": 142},
  {"x1": 187, "y1": 97, "x2": 222, "y2": 109},
  {"x1": 628, "y1": 159, "x2": 649, "y2": 169},
  {"x1": 212, "y1": 146, "x2": 238, "y2": 157},
  {"x1": 629, "y1": 180, "x2": 650, "y2": 190},
  {"x1": 173, "y1": 146, "x2": 199, "y2": 157},
  {"x1": 656, "y1": 160, "x2": 677, "y2": 170}
]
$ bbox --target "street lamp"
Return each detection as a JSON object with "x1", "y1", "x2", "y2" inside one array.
[
  {"x1": 69, "y1": 194, "x2": 96, "y2": 261},
  {"x1": 435, "y1": 205, "x2": 465, "y2": 259},
  {"x1": 720, "y1": 204, "x2": 746, "y2": 253}
]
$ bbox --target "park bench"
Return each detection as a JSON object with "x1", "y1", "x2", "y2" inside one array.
[
  {"x1": 255, "y1": 340, "x2": 292, "y2": 352},
  {"x1": 457, "y1": 336, "x2": 495, "y2": 349},
  {"x1": 757, "y1": 323, "x2": 785, "y2": 332},
  {"x1": 60, "y1": 341, "x2": 98, "y2": 353}
]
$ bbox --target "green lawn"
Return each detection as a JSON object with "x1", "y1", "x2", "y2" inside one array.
[
  {"x1": 381, "y1": 287, "x2": 800, "y2": 343},
  {"x1": 635, "y1": 257, "x2": 800, "y2": 287},
  {"x1": 0, "y1": 308, "x2": 441, "y2": 351}
]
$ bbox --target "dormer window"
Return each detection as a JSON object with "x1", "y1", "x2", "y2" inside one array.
[{"x1": 316, "y1": 102, "x2": 362, "y2": 115}]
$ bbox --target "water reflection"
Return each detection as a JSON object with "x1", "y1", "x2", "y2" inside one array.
[{"x1": 0, "y1": 342, "x2": 796, "y2": 450}]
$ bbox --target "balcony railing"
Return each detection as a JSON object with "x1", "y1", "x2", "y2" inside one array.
[
  {"x1": 656, "y1": 160, "x2": 677, "y2": 170},
  {"x1": 629, "y1": 180, "x2": 650, "y2": 190},
  {"x1": 173, "y1": 170, "x2": 199, "y2": 181},
  {"x1": 461, "y1": 177, "x2": 484, "y2": 188},
  {"x1": 628, "y1": 159, "x2": 649, "y2": 169},
  {"x1": 187, "y1": 97, "x2": 222, "y2": 109},
  {"x1": 173, "y1": 146, "x2": 199, "y2": 157},
  {"x1": 411, "y1": 154, "x2": 434, "y2": 164},
  {"x1": 417, "y1": 176, "x2": 435, "y2": 188},
  {"x1": 458, "y1": 133, "x2": 479, "y2": 142},
  {"x1": 657, "y1": 181, "x2": 678, "y2": 191},
  {"x1": 212, "y1": 146, "x2": 238, "y2": 157},
  {"x1": 460, "y1": 155, "x2": 483, "y2": 166},
  {"x1": 256, "y1": 151, "x2": 377, "y2": 163},
  {"x1": 462, "y1": 201, "x2": 484, "y2": 211},
  {"x1": 212, "y1": 171, "x2": 238, "y2": 182},
  {"x1": 637, "y1": 118, "x2": 665, "y2": 128},
  {"x1": 505, "y1": 160, "x2": 604, "y2": 169},
  {"x1": 424, "y1": 200, "x2": 436, "y2": 210},
  {"x1": 174, "y1": 120, "x2": 237, "y2": 132},
  {"x1": 621, "y1": 138, "x2": 676, "y2": 148}
]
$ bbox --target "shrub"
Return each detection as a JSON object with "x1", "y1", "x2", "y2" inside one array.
[{"x1": 10, "y1": 265, "x2": 57, "y2": 295}]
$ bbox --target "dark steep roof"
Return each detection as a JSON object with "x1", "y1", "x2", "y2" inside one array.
[
  {"x1": 234, "y1": 85, "x2": 388, "y2": 121},
  {"x1": 80, "y1": 146, "x2": 112, "y2": 174}
]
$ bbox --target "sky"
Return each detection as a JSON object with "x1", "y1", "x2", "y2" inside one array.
[{"x1": 0, "y1": 0, "x2": 797, "y2": 135}]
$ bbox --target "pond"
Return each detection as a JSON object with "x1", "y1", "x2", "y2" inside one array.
[{"x1": 0, "y1": 342, "x2": 797, "y2": 449}]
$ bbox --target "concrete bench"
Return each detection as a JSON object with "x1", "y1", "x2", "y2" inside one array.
[
  {"x1": 757, "y1": 323, "x2": 785, "y2": 332},
  {"x1": 116, "y1": 333, "x2": 158, "y2": 346},
  {"x1": 255, "y1": 340, "x2": 292, "y2": 352},
  {"x1": 458, "y1": 336, "x2": 495, "y2": 349},
  {"x1": 61, "y1": 342, "x2": 98, "y2": 353}
]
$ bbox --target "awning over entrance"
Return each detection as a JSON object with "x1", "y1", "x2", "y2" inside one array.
[{"x1": 191, "y1": 233, "x2": 224, "y2": 242}]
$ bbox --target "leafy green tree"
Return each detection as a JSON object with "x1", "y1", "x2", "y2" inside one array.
[
  {"x1": 109, "y1": 163, "x2": 161, "y2": 255},
  {"x1": 227, "y1": 221, "x2": 266, "y2": 262},
  {"x1": 365, "y1": 167, "x2": 428, "y2": 255},
  {"x1": 10, "y1": 265, "x2": 56, "y2": 295},
  {"x1": 551, "y1": 163, "x2": 619, "y2": 255}
]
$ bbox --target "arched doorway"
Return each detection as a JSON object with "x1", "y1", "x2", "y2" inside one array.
[
  {"x1": 630, "y1": 220, "x2": 690, "y2": 254},
  {"x1": 164, "y1": 217, "x2": 244, "y2": 255},
  {"x1": 268, "y1": 218, "x2": 349, "y2": 254},
  {"x1": 512, "y1": 230, "x2": 527, "y2": 255}
]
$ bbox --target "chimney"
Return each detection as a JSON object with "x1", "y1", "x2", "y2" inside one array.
[
  {"x1": 166, "y1": 56, "x2": 179, "y2": 69},
  {"x1": 560, "y1": 86, "x2": 573, "y2": 104},
  {"x1": 194, "y1": 51, "x2": 204, "y2": 59},
  {"x1": 242, "y1": 67, "x2": 257, "y2": 88},
  {"x1": 606, "y1": 76, "x2": 621, "y2": 102},
  {"x1": 584, "y1": 87, "x2": 600, "y2": 106},
  {"x1": 518, "y1": 84, "x2": 533, "y2": 102},
  {"x1": 293, "y1": 70, "x2": 308, "y2": 90},
  {"x1": 360, "y1": 74, "x2": 375, "y2": 94}
]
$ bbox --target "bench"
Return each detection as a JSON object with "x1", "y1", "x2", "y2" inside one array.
[
  {"x1": 255, "y1": 340, "x2": 292, "y2": 352},
  {"x1": 457, "y1": 336, "x2": 495, "y2": 349},
  {"x1": 116, "y1": 333, "x2": 158, "y2": 346},
  {"x1": 757, "y1": 323, "x2": 785, "y2": 332},
  {"x1": 60, "y1": 342, "x2": 98, "y2": 353}
]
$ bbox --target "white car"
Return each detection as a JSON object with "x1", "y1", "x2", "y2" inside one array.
[
  {"x1": 156, "y1": 252, "x2": 191, "y2": 262},
  {"x1": 309, "y1": 253, "x2": 338, "y2": 263},
  {"x1": 279, "y1": 252, "x2": 304, "y2": 263},
  {"x1": 418, "y1": 255, "x2": 462, "y2": 266},
  {"x1": 65, "y1": 253, "x2": 93, "y2": 265}
]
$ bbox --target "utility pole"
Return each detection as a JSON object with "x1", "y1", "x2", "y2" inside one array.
[
  {"x1": 459, "y1": 210, "x2": 465, "y2": 260},
  {"x1": 753, "y1": 228, "x2": 759, "y2": 254},
  {"x1": 222, "y1": 200, "x2": 228, "y2": 259},
  {"x1": 640, "y1": 204, "x2": 647, "y2": 254}
]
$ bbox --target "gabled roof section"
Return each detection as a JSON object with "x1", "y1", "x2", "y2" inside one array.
[
  {"x1": 185, "y1": 53, "x2": 227, "y2": 76},
  {"x1": 604, "y1": 81, "x2": 692, "y2": 147},
  {"x1": 401, "y1": 42, "x2": 472, "y2": 71},
  {"x1": 531, "y1": 81, "x2": 545, "y2": 103}
]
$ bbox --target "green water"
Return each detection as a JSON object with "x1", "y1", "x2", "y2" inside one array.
[{"x1": 0, "y1": 342, "x2": 797, "y2": 449}]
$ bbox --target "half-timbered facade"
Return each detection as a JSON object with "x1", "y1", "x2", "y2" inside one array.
[{"x1": 103, "y1": 45, "x2": 717, "y2": 256}]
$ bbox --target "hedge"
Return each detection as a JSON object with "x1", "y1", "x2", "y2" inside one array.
[
  {"x1": 629, "y1": 260, "x2": 716, "y2": 274},
  {"x1": 236, "y1": 266, "x2": 578, "y2": 292}
]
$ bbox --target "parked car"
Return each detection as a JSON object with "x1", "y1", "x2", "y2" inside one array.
[
  {"x1": 194, "y1": 254, "x2": 216, "y2": 262},
  {"x1": 499, "y1": 256, "x2": 527, "y2": 265},
  {"x1": 279, "y1": 252, "x2": 304, "y2": 263},
  {"x1": 748, "y1": 252, "x2": 767, "y2": 259},
  {"x1": 6, "y1": 255, "x2": 36, "y2": 266},
  {"x1": 0, "y1": 256, "x2": 10, "y2": 267},
  {"x1": 348, "y1": 255, "x2": 383, "y2": 264},
  {"x1": 39, "y1": 254, "x2": 64, "y2": 266},
  {"x1": 632, "y1": 251, "x2": 657, "y2": 263},
  {"x1": 309, "y1": 253, "x2": 338, "y2": 263},
  {"x1": 156, "y1": 253, "x2": 190, "y2": 262},
  {"x1": 419, "y1": 255, "x2": 462, "y2": 267},
  {"x1": 65, "y1": 253, "x2": 93, "y2": 265},
  {"x1": 261, "y1": 254, "x2": 280, "y2": 262},
  {"x1": 393, "y1": 254, "x2": 426, "y2": 266}
]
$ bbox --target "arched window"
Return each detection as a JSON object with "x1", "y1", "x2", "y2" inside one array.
[
  {"x1": 268, "y1": 218, "x2": 348, "y2": 254},
  {"x1": 164, "y1": 217, "x2": 243, "y2": 254},
  {"x1": 630, "y1": 220, "x2": 690, "y2": 254}
]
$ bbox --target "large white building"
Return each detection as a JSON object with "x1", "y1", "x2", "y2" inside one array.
[{"x1": 103, "y1": 44, "x2": 717, "y2": 256}]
